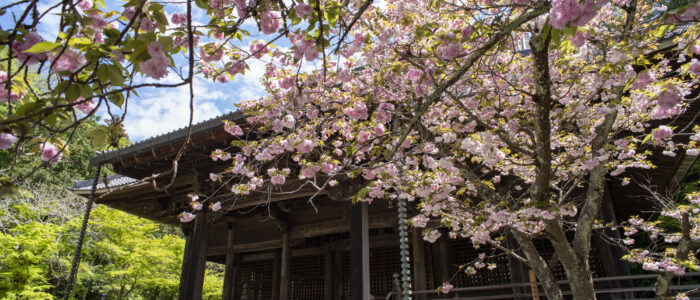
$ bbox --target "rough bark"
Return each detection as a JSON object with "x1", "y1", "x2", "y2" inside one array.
[
  {"x1": 512, "y1": 230, "x2": 564, "y2": 300},
  {"x1": 655, "y1": 213, "x2": 699, "y2": 299}
]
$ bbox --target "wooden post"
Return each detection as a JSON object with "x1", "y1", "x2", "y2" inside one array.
[
  {"x1": 280, "y1": 231, "x2": 291, "y2": 300},
  {"x1": 222, "y1": 223, "x2": 236, "y2": 300},
  {"x1": 528, "y1": 270, "x2": 540, "y2": 300},
  {"x1": 271, "y1": 250, "x2": 281, "y2": 300},
  {"x1": 412, "y1": 228, "x2": 427, "y2": 300},
  {"x1": 178, "y1": 212, "x2": 210, "y2": 300},
  {"x1": 350, "y1": 202, "x2": 370, "y2": 300},
  {"x1": 437, "y1": 234, "x2": 450, "y2": 283},
  {"x1": 178, "y1": 227, "x2": 193, "y2": 298},
  {"x1": 324, "y1": 243, "x2": 335, "y2": 300}
]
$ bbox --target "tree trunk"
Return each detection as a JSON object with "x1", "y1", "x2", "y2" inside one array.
[{"x1": 511, "y1": 230, "x2": 564, "y2": 300}]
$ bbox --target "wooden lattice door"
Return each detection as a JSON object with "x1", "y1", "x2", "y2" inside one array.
[
  {"x1": 290, "y1": 254, "x2": 325, "y2": 299},
  {"x1": 237, "y1": 259, "x2": 273, "y2": 300}
]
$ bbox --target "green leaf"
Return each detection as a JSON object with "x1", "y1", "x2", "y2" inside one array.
[
  {"x1": 87, "y1": 128, "x2": 108, "y2": 147},
  {"x1": 108, "y1": 93, "x2": 124, "y2": 108},
  {"x1": 80, "y1": 83, "x2": 93, "y2": 99},
  {"x1": 66, "y1": 84, "x2": 81, "y2": 101},
  {"x1": 106, "y1": 65, "x2": 124, "y2": 87},
  {"x1": 23, "y1": 41, "x2": 59, "y2": 54},
  {"x1": 653, "y1": 24, "x2": 675, "y2": 38}
]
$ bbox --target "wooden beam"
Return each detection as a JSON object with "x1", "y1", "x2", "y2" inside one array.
[
  {"x1": 222, "y1": 223, "x2": 236, "y2": 300},
  {"x1": 350, "y1": 202, "x2": 370, "y2": 300},
  {"x1": 178, "y1": 212, "x2": 210, "y2": 300},
  {"x1": 412, "y1": 228, "x2": 427, "y2": 300},
  {"x1": 279, "y1": 231, "x2": 291, "y2": 300}
]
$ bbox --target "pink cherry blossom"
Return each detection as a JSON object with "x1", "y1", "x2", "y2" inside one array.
[
  {"x1": 549, "y1": 0, "x2": 602, "y2": 29},
  {"x1": 652, "y1": 126, "x2": 673, "y2": 145},
  {"x1": 437, "y1": 43, "x2": 460, "y2": 60},
  {"x1": 346, "y1": 102, "x2": 368, "y2": 120},
  {"x1": 12, "y1": 32, "x2": 47, "y2": 65},
  {"x1": 140, "y1": 42, "x2": 169, "y2": 80},
  {"x1": 210, "y1": 0, "x2": 233, "y2": 9},
  {"x1": 296, "y1": 4, "x2": 313, "y2": 19},
  {"x1": 279, "y1": 76, "x2": 295, "y2": 89},
  {"x1": 140, "y1": 18, "x2": 157, "y2": 32},
  {"x1": 570, "y1": 31, "x2": 586, "y2": 48},
  {"x1": 291, "y1": 33, "x2": 318, "y2": 61},
  {"x1": 0, "y1": 133, "x2": 17, "y2": 150},
  {"x1": 250, "y1": 41, "x2": 269, "y2": 59},
  {"x1": 657, "y1": 88, "x2": 681, "y2": 110},
  {"x1": 74, "y1": 98, "x2": 96, "y2": 114},
  {"x1": 412, "y1": 215, "x2": 428, "y2": 228},
  {"x1": 51, "y1": 49, "x2": 86, "y2": 73},
  {"x1": 77, "y1": 0, "x2": 92, "y2": 10},
  {"x1": 271, "y1": 175, "x2": 286, "y2": 185},
  {"x1": 123, "y1": 6, "x2": 136, "y2": 19},
  {"x1": 260, "y1": 11, "x2": 280, "y2": 34},
  {"x1": 224, "y1": 123, "x2": 244, "y2": 136},
  {"x1": 89, "y1": 12, "x2": 108, "y2": 29},
  {"x1": 297, "y1": 139, "x2": 314, "y2": 153},
  {"x1": 171, "y1": 13, "x2": 187, "y2": 25},
  {"x1": 40, "y1": 142, "x2": 62, "y2": 164},
  {"x1": 441, "y1": 283, "x2": 453, "y2": 294},
  {"x1": 235, "y1": 0, "x2": 247, "y2": 18},
  {"x1": 688, "y1": 59, "x2": 700, "y2": 75},
  {"x1": 209, "y1": 173, "x2": 218, "y2": 181},
  {"x1": 179, "y1": 212, "x2": 195, "y2": 222},
  {"x1": 211, "y1": 202, "x2": 222, "y2": 212}
]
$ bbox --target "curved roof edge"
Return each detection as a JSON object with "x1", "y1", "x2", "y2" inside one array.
[{"x1": 89, "y1": 110, "x2": 245, "y2": 166}]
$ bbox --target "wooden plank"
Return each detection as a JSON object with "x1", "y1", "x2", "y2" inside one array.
[
  {"x1": 437, "y1": 233, "x2": 450, "y2": 283},
  {"x1": 528, "y1": 270, "x2": 540, "y2": 300},
  {"x1": 350, "y1": 202, "x2": 370, "y2": 300},
  {"x1": 222, "y1": 223, "x2": 236, "y2": 300},
  {"x1": 412, "y1": 228, "x2": 427, "y2": 300},
  {"x1": 280, "y1": 231, "x2": 291, "y2": 300},
  {"x1": 178, "y1": 212, "x2": 210, "y2": 300}
]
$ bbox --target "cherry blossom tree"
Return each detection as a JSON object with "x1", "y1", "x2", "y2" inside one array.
[
  {"x1": 2, "y1": 0, "x2": 700, "y2": 299},
  {"x1": 200, "y1": 0, "x2": 697, "y2": 299}
]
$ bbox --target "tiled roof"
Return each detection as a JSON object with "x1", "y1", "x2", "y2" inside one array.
[
  {"x1": 73, "y1": 174, "x2": 138, "y2": 191},
  {"x1": 89, "y1": 110, "x2": 245, "y2": 165}
]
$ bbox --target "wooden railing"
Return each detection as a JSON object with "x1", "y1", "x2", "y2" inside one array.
[{"x1": 407, "y1": 272, "x2": 700, "y2": 300}]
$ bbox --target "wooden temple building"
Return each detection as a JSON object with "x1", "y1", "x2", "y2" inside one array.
[{"x1": 73, "y1": 102, "x2": 699, "y2": 299}]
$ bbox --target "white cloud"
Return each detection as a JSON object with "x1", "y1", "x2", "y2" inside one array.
[{"x1": 122, "y1": 75, "x2": 223, "y2": 141}]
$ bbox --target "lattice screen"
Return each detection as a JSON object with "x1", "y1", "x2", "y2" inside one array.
[
  {"x1": 369, "y1": 246, "x2": 402, "y2": 296},
  {"x1": 338, "y1": 246, "x2": 403, "y2": 299},
  {"x1": 339, "y1": 252, "x2": 350, "y2": 299},
  {"x1": 449, "y1": 239, "x2": 512, "y2": 287},
  {"x1": 290, "y1": 254, "x2": 325, "y2": 300},
  {"x1": 237, "y1": 259, "x2": 273, "y2": 300}
]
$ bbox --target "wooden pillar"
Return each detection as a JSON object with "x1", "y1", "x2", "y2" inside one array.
[
  {"x1": 222, "y1": 223, "x2": 236, "y2": 300},
  {"x1": 350, "y1": 202, "x2": 370, "y2": 300},
  {"x1": 271, "y1": 250, "x2": 281, "y2": 300},
  {"x1": 333, "y1": 248, "x2": 342, "y2": 300},
  {"x1": 177, "y1": 227, "x2": 193, "y2": 297},
  {"x1": 279, "y1": 231, "x2": 291, "y2": 299},
  {"x1": 178, "y1": 212, "x2": 210, "y2": 300},
  {"x1": 324, "y1": 243, "x2": 335, "y2": 300},
  {"x1": 412, "y1": 228, "x2": 427, "y2": 300},
  {"x1": 437, "y1": 233, "x2": 450, "y2": 284}
]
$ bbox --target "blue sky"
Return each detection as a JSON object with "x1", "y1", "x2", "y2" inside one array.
[{"x1": 2, "y1": 0, "x2": 294, "y2": 141}]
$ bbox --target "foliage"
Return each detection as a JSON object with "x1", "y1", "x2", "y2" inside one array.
[{"x1": 0, "y1": 185, "x2": 223, "y2": 299}]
